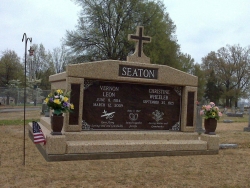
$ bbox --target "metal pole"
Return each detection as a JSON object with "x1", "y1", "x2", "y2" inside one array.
[{"x1": 22, "y1": 33, "x2": 32, "y2": 166}]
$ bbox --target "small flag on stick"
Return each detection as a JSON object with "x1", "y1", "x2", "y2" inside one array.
[{"x1": 32, "y1": 121, "x2": 46, "y2": 145}]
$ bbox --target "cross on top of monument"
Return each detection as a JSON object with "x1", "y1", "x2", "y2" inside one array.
[{"x1": 127, "y1": 26, "x2": 151, "y2": 64}]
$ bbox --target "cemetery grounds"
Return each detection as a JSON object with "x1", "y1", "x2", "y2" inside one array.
[{"x1": 1, "y1": 106, "x2": 250, "y2": 187}]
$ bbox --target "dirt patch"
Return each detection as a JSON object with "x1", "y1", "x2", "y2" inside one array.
[{"x1": 1, "y1": 110, "x2": 250, "y2": 187}]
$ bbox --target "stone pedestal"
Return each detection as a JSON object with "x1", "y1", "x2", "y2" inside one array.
[
  {"x1": 28, "y1": 119, "x2": 219, "y2": 161},
  {"x1": 196, "y1": 106, "x2": 204, "y2": 134}
]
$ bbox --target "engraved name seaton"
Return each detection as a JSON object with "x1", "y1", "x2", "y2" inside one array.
[{"x1": 119, "y1": 65, "x2": 158, "y2": 79}]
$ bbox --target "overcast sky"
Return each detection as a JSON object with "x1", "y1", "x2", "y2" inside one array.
[{"x1": 1, "y1": 0, "x2": 250, "y2": 64}]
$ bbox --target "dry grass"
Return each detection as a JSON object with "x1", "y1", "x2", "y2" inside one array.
[{"x1": 1, "y1": 109, "x2": 250, "y2": 187}]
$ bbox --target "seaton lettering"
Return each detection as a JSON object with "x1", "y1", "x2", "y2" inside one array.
[
  {"x1": 132, "y1": 69, "x2": 138, "y2": 77},
  {"x1": 149, "y1": 70, "x2": 155, "y2": 78},
  {"x1": 122, "y1": 67, "x2": 127, "y2": 76},
  {"x1": 119, "y1": 65, "x2": 158, "y2": 79},
  {"x1": 138, "y1": 69, "x2": 143, "y2": 76},
  {"x1": 127, "y1": 68, "x2": 132, "y2": 76},
  {"x1": 143, "y1": 69, "x2": 149, "y2": 77}
]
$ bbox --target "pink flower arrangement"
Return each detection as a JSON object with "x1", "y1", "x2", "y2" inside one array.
[{"x1": 200, "y1": 102, "x2": 222, "y2": 120}]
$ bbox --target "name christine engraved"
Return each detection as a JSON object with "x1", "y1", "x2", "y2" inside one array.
[{"x1": 119, "y1": 65, "x2": 158, "y2": 79}]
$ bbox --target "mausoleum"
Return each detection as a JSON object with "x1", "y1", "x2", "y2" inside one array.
[{"x1": 29, "y1": 26, "x2": 219, "y2": 161}]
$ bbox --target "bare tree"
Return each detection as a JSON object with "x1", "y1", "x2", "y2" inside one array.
[
  {"x1": 202, "y1": 44, "x2": 250, "y2": 107},
  {"x1": 50, "y1": 45, "x2": 69, "y2": 73}
]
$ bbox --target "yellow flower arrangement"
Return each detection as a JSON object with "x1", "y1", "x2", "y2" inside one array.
[{"x1": 44, "y1": 89, "x2": 74, "y2": 115}]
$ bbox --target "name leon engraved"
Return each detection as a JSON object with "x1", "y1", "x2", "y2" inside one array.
[{"x1": 119, "y1": 65, "x2": 158, "y2": 79}]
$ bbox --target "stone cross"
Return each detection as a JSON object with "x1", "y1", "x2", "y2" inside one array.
[{"x1": 127, "y1": 26, "x2": 151, "y2": 64}]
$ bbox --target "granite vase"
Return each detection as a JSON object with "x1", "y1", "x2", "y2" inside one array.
[
  {"x1": 204, "y1": 118, "x2": 217, "y2": 135},
  {"x1": 51, "y1": 114, "x2": 64, "y2": 135}
]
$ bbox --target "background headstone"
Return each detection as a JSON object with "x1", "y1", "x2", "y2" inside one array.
[
  {"x1": 223, "y1": 119, "x2": 233, "y2": 123},
  {"x1": 243, "y1": 109, "x2": 250, "y2": 132},
  {"x1": 219, "y1": 144, "x2": 238, "y2": 149},
  {"x1": 239, "y1": 102, "x2": 244, "y2": 113},
  {"x1": 232, "y1": 106, "x2": 235, "y2": 113}
]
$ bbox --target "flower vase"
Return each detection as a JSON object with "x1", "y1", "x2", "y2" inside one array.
[
  {"x1": 51, "y1": 114, "x2": 64, "y2": 135},
  {"x1": 204, "y1": 118, "x2": 217, "y2": 135}
]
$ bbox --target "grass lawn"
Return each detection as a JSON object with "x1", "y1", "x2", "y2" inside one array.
[{"x1": 1, "y1": 107, "x2": 250, "y2": 187}]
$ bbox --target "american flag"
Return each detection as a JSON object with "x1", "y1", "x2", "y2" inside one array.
[{"x1": 32, "y1": 121, "x2": 46, "y2": 145}]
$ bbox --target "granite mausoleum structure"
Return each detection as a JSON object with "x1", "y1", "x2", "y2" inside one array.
[{"x1": 29, "y1": 26, "x2": 219, "y2": 161}]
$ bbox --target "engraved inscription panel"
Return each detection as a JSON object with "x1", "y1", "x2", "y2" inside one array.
[{"x1": 82, "y1": 79, "x2": 181, "y2": 130}]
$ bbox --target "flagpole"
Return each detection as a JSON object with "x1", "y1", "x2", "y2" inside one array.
[{"x1": 22, "y1": 33, "x2": 33, "y2": 166}]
